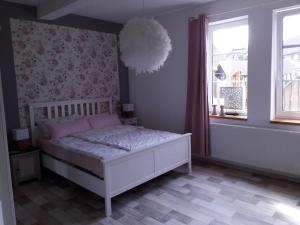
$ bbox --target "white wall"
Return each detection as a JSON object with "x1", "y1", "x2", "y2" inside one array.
[{"x1": 129, "y1": 0, "x2": 300, "y2": 176}]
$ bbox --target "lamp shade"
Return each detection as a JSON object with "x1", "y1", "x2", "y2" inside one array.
[
  {"x1": 12, "y1": 128, "x2": 29, "y2": 141},
  {"x1": 123, "y1": 104, "x2": 134, "y2": 112}
]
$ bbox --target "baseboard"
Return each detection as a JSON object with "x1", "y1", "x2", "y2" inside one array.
[{"x1": 192, "y1": 155, "x2": 300, "y2": 184}]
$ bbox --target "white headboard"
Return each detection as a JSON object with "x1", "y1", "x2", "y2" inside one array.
[{"x1": 29, "y1": 98, "x2": 113, "y2": 145}]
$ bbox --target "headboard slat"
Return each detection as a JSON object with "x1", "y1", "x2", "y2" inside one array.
[
  {"x1": 47, "y1": 107, "x2": 51, "y2": 119},
  {"x1": 54, "y1": 106, "x2": 58, "y2": 118},
  {"x1": 61, "y1": 105, "x2": 65, "y2": 117},
  {"x1": 86, "y1": 102, "x2": 90, "y2": 115}
]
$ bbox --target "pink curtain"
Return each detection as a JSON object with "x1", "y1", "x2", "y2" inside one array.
[{"x1": 185, "y1": 15, "x2": 210, "y2": 157}]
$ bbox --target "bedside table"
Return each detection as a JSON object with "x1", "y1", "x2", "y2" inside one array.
[
  {"x1": 121, "y1": 117, "x2": 138, "y2": 126},
  {"x1": 9, "y1": 148, "x2": 42, "y2": 187}
]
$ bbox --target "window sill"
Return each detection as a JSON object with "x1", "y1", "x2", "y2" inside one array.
[
  {"x1": 209, "y1": 114, "x2": 247, "y2": 121},
  {"x1": 271, "y1": 118, "x2": 300, "y2": 126}
]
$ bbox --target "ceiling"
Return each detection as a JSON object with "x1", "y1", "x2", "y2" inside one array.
[{"x1": 5, "y1": 0, "x2": 217, "y2": 23}]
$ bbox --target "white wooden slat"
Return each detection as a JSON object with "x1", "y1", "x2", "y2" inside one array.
[
  {"x1": 91, "y1": 102, "x2": 95, "y2": 115},
  {"x1": 75, "y1": 104, "x2": 79, "y2": 115},
  {"x1": 47, "y1": 107, "x2": 51, "y2": 119},
  {"x1": 80, "y1": 103, "x2": 84, "y2": 116},
  {"x1": 54, "y1": 106, "x2": 58, "y2": 118},
  {"x1": 97, "y1": 102, "x2": 101, "y2": 114},
  {"x1": 68, "y1": 104, "x2": 71, "y2": 116},
  {"x1": 109, "y1": 100, "x2": 113, "y2": 114},
  {"x1": 61, "y1": 105, "x2": 65, "y2": 117},
  {"x1": 86, "y1": 103, "x2": 90, "y2": 115},
  {"x1": 70, "y1": 104, "x2": 74, "y2": 115}
]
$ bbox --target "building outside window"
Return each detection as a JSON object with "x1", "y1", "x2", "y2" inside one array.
[{"x1": 208, "y1": 17, "x2": 249, "y2": 116}]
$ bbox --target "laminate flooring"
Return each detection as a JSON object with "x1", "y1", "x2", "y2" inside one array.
[{"x1": 14, "y1": 161, "x2": 300, "y2": 225}]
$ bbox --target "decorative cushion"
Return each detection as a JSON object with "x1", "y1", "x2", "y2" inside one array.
[
  {"x1": 87, "y1": 114, "x2": 121, "y2": 129},
  {"x1": 46, "y1": 118, "x2": 91, "y2": 139},
  {"x1": 37, "y1": 115, "x2": 82, "y2": 139}
]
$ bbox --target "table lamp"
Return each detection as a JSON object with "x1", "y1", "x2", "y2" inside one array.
[
  {"x1": 122, "y1": 103, "x2": 135, "y2": 118},
  {"x1": 12, "y1": 128, "x2": 31, "y2": 151}
]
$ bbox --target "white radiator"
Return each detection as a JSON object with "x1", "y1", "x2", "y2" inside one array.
[{"x1": 210, "y1": 123, "x2": 300, "y2": 176}]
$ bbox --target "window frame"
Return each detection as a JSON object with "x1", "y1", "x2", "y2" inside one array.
[
  {"x1": 207, "y1": 16, "x2": 249, "y2": 115},
  {"x1": 274, "y1": 7, "x2": 300, "y2": 119}
]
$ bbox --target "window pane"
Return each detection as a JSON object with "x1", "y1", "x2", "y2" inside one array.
[
  {"x1": 282, "y1": 47, "x2": 300, "y2": 112},
  {"x1": 283, "y1": 14, "x2": 300, "y2": 46},
  {"x1": 212, "y1": 24, "x2": 248, "y2": 114}
]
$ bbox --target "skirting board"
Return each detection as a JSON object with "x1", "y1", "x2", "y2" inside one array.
[{"x1": 192, "y1": 155, "x2": 300, "y2": 184}]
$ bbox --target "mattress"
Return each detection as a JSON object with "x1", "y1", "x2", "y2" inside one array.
[
  {"x1": 39, "y1": 125, "x2": 182, "y2": 177},
  {"x1": 72, "y1": 125, "x2": 181, "y2": 151},
  {"x1": 39, "y1": 137, "x2": 127, "y2": 178}
]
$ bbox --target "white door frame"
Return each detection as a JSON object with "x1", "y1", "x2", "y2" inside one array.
[{"x1": 0, "y1": 71, "x2": 16, "y2": 225}]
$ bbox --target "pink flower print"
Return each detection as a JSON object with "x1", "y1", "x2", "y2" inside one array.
[
  {"x1": 53, "y1": 42, "x2": 65, "y2": 54},
  {"x1": 111, "y1": 39, "x2": 116, "y2": 47},
  {"x1": 48, "y1": 58, "x2": 58, "y2": 67},
  {"x1": 68, "y1": 61, "x2": 74, "y2": 71},
  {"x1": 79, "y1": 32, "x2": 88, "y2": 42},
  {"x1": 78, "y1": 74, "x2": 85, "y2": 81},
  {"x1": 24, "y1": 58, "x2": 35, "y2": 68},
  {"x1": 20, "y1": 25, "x2": 33, "y2": 35},
  {"x1": 39, "y1": 76, "x2": 47, "y2": 86},
  {"x1": 83, "y1": 88, "x2": 91, "y2": 96},
  {"x1": 37, "y1": 44, "x2": 45, "y2": 55},
  {"x1": 113, "y1": 63, "x2": 118, "y2": 72},
  {"x1": 69, "y1": 88, "x2": 76, "y2": 98},
  {"x1": 75, "y1": 46, "x2": 83, "y2": 54},
  {"x1": 91, "y1": 48, "x2": 97, "y2": 58},
  {"x1": 51, "y1": 88, "x2": 61, "y2": 96},
  {"x1": 17, "y1": 41, "x2": 26, "y2": 50},
  {"x1": 20, "y1": 74, "x2": 29, "y2": 82},
  {"x1": 101, "y1": 61, "x2": 106, "y2": 68},
  {"x1": 65, "y1": 33, "x2": 72, "y2": 42},
  {"x1": 82, "y1": 59, "x2": 92, "y2": 69},
  {"x1": 48, "y1": 28, "x2": 56, "y2": 36},
  {"x1": 98, "y1": 35, "x2": 105, "y2": 42},
  {"x1": 93, "y1": 76, "x2": 98, "y2": 84}
]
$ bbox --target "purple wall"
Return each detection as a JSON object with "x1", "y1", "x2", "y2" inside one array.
[{"x1": 0, "y1": 1, "x2": 129, "y2": 148}]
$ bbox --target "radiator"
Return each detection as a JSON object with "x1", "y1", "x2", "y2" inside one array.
[{"x1": 210, "y1": 123, "x2": 300, "y2": 176}]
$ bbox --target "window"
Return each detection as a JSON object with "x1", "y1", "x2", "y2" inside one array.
[
  {"x1": 208, "y1": 17, "x2": 249, "y2": 116},
  {"x1": 274, "y1": 7, "x2": 300, "y2": 119}
]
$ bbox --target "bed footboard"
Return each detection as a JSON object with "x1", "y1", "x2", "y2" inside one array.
[
  {"x1": 103, "y1": 133, "x2": 191, "y2": 216},
  {"x1": 41, "y1": 134, "x2": 191, "y2": 217}
]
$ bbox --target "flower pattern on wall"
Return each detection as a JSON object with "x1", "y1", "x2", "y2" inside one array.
[{"x1": 10, "y1": 18, "x2": 120, "y2": 127}]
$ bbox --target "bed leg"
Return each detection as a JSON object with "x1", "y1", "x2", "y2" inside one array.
[
  {"x1": 105, "y1": 196, "x2": 112, "y2": 217},
  {"x1": 188, "y1": 161, "x2": 192, "y2": 174}
]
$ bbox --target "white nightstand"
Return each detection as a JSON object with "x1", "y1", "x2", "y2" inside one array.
[
  {"x1": 121, "y1": 117, "x2": 138, "y2": 126},
  {"x1": 10, "y1": 148, "x2": 41, "y2": 187}
]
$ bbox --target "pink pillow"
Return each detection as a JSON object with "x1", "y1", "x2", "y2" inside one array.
[
  {"x1": 47, "y1": 118, "x2": 91, "y2": 139},
  {"x1": 88, "y1": 114, "x2": 121, "y2": 129}
]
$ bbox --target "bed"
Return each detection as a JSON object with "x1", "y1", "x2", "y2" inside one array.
[{"x1": 29, "y1": 98, "x2": 192, "y2": 216}]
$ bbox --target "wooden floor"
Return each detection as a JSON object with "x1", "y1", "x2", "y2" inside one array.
[{"x1": 14, "y1": 161, "x2": 300, "y2": 225}]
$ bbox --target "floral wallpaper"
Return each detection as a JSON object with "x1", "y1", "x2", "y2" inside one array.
[{"x1": 10, "y1": 18, "x2": 120, "y2": 127}]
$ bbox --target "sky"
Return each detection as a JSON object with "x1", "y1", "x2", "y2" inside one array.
[
  {"x1": 283, "y1": 14, "x2": 300, "y2": 44},
  {"x1": 213, "y1": 13, "x2": 300, "y2": 53},
  {"x1": 213, "y1": 25, "x2": 248, "y2": 54}
]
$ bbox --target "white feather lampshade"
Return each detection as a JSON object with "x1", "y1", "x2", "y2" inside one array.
[{"x1": 119, "y1": 18, "x2": 172, "y2": 74}]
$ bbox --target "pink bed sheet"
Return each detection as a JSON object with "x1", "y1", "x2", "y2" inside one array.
[{"x1": 38, "y1": 139, "x2": 104, "y2": 178}]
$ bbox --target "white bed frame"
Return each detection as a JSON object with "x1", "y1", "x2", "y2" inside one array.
[{"x1": 29, "y1": 98, "x2": 192, "y2": 217}]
